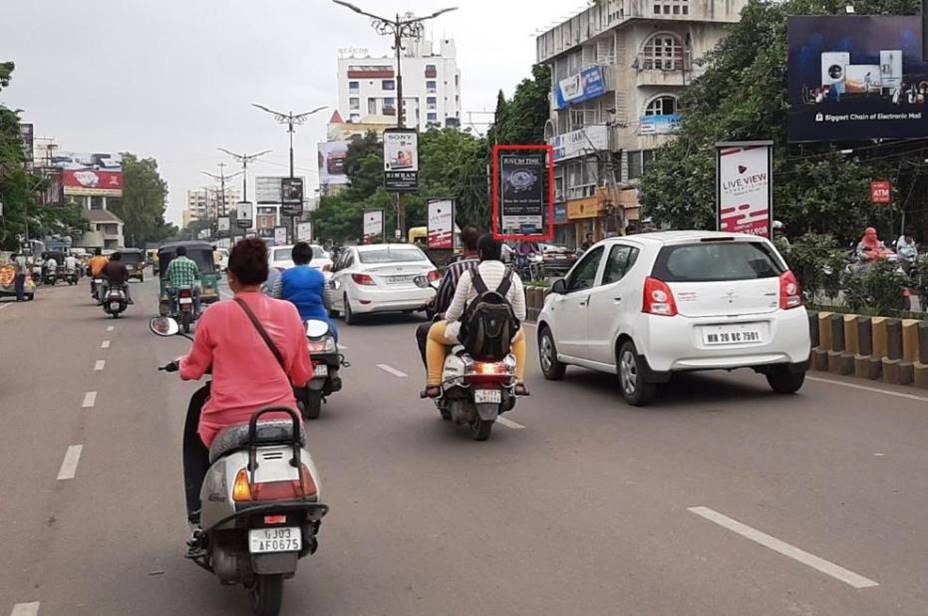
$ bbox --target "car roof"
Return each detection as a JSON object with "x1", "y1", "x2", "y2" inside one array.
[
  {"x1": 159, "y1": 241, "x2": 214, "y2": 251},
  {"x1": 355, "y1": 243, "x2": 422, "y2": 252},
  {"x1": 607, "y1": 231, "x2": 769, "y2": 245}
]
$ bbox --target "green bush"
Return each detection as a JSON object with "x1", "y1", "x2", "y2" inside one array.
[
  {"x1": 780, "y1": 233, "x2": 845, "y2": 302},
  {"x1": 840, "y1": 259, "x2": 909, "y2": 315}
]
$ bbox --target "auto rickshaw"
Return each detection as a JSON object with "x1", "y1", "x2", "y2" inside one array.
[
  {"x1": 157, "y1": 241, "x2": 221, "y2": 315},
  {"x1": 0, "y1": 257, "x2": 35, "y2": 301}
]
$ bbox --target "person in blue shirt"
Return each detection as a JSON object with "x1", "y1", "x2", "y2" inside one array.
[{"x1": 271, "y1": 241, "x2": 337, "y2": 339}]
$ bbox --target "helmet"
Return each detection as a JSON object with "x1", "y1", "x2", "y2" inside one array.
[{"x1": 772, "y1": 220, "x2": 785, "y2": 231}]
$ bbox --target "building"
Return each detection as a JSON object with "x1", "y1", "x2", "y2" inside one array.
[
  {"x1": 335, "y1": 38, "x2": 462, "y2": 131},
  {"x1": 81, "y1": 208, "x2": 125, "y2": 249},
  {"x1": 184, "y1": 187, "x2": 240, "y2": 229},
  {"x1": 536, "y1": 0, "x2": 747, "y2": 246}
]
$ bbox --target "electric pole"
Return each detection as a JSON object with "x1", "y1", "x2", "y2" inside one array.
[
  {"x1": 218, "y1": 148, "x2": 270, "y2": 241},
  {"x1": 202, "y1": 164, "x2": 243, "y2": 239}
]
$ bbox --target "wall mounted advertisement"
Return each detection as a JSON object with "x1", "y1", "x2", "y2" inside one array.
[
  {"x1": 554, "y1": 66, "x2": 606, "y2": 109},
  {"x1": 383, "y1": 128, "x2": 418, "y2": 192},
  {"x1": 235, "y1": 201, "x2": 253, "y2": 229},
  {"x1": 280, "y1": 177, "x2": 304, "y2": 217},
  {"x1": 492, "y1": 144, "x2": 554, "y2": 241},
  {"x1": 547, "y1": 124, "x2": 608, "y2": 162},
  {"x1": 363, "y1": 209, "x2": 384, "y2": 243},
  {"x1": 427, "y1": 199, "x2": 454, "y2": 249},
  {"x1": 297, "y1": 221, "x2": 313, "y2": 242},
  {"x1": 639, "y1": 114, "x2": 682, "y2": 135},
  {"x1": 318, "y1": 141, "x2": 350, "y2": 186},
  {"x1": 788, "y1": 16, "x2": 928, "y2": 141},
  {"x1": 716, "y1": 141, "x2": 773, "y2": 238}
]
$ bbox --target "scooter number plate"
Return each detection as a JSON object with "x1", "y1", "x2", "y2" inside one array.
[
  {"x1": 249, "y1": 526, "x2": 302, "y2": 553},
  {"x1": 313, "y1": 364, "x2": 328, "y2": 377},
  {"x1": 179, "y1": 297, "x2": 193, "y2": 305},
  {"x1": 473, "y1": 389, "x2": 502, "y2": 404}
]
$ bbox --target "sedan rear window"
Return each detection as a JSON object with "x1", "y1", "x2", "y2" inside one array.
[
  {"x1": 273, "y1": 248, "x2": 292, "y2": 262},
  {"x1": 359, "y1": 247, "x2": 427, "y2": 264},
  {"x1": 652, "y1": 242, "x2": 783, "y2": 282}
]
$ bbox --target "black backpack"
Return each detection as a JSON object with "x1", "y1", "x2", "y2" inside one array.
[{"x1": 458, "y1": 268, "x2": 520, "y2": 361}]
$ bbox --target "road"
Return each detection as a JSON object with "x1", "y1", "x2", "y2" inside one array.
[{"x1": 2, "y1": 274, "x2": 927, "y2": 615}]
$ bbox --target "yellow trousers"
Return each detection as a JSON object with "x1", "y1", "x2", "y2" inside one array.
[{"x1": 426, "y1": 321, "x2": 526, "y2": 386}]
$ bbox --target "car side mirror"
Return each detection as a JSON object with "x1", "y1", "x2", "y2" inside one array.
[{"x1": 551, "y1": 278, "x2": 567, "y2": 295}]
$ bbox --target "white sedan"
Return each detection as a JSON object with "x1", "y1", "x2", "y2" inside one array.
[
  {"x1": 537, "y1": 231, "x2": 810, "y2": 406},
  {"x1": 269, "y1": 244, "x2": 333, "y2": 273},
  {"x1": 326, "y1": 244, "x2": 439, "y2": 324}
]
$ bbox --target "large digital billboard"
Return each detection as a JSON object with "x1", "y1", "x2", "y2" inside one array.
[
  {"x1": 788, "y1": 16, "x2": 928, "y2": 142},
  {"x1": 53, "y1": 152, "x2": 123, "y2": 197}
]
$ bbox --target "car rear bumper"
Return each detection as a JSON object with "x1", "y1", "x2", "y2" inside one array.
[{"x1": 350, "y1": 286, "x2": 434, "y2": 313}]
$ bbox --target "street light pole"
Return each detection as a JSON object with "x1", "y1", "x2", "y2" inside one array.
[
  {"x1": 202, "y1": 165, "x2": 243, "y2": 240},
  {"x1": 218, "y1": 148, "x2": 270, "y2": 241}
]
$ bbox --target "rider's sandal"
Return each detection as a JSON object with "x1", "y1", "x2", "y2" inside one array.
[
  {"x1": 420, "y1": 386, "x2": 441, "y2": 399},
  {"x1": 515, "y1": 383, "x2": 530, "y2": 396}
]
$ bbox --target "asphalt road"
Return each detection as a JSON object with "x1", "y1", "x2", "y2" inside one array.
[{"x1": 2, "y1": 274, "x2": 927, "y2": 615}]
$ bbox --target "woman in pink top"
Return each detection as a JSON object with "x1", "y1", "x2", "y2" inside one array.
[{"x1": 179, "y1": 238, "x2": 313, "y2": 523}]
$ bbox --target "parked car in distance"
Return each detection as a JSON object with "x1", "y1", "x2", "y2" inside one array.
[
  {"x1": 325, "y1": 244, "x2": 439, "y2": 324},
  {"x1": 537, "y1": 231, "x2": 810, "y2": 406},
  {"x1": 538, "y1": 242, "x2": 579, "y2": 276},
  {"x1": 270, "y1": 244, "x2": 333, "y2": 275}
]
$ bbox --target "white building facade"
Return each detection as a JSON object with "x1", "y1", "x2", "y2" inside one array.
[
  {"x1": 537, "y1": 0, "x2": 747, "y2": 246},
  {"x1": 184, "y1": 187, "x2": 239, "y2": 229}
]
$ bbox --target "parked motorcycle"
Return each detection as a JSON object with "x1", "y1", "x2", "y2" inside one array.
[
  {"x1": 149, "y1": 316, "x2": 329, "y2": 616},
  {"x1": 295, "y1": 319, "x2": 348, "y2": 420},
  {"x1": 102, "y1": 284, "x2": 128, "y2": 318}
]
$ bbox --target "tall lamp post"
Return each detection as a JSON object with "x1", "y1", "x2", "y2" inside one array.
[
  {"x1": 202, "y1": 167, "x2": 243, "y2": 239},
  {"x1": 218, "y1": 148, "x2": 270, "y2": 240},
  {"x1": 251, "y1": 104, "x2": 327, "y2": 242},
  {"x1": 332, "y1": 1, "x2": 458, "y2": 238}
]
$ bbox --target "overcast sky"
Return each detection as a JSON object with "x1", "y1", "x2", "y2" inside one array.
[{"x1": 4, "y1": 0, "x2": 576, "y2": 226}]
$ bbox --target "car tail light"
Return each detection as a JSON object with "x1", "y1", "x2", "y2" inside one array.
[
  {"x1": 427, "y1": 269, "x2": 441, "y2": 283},
  {"x1": 352, "y1": 273, "x2": 375, "y2": 285},
  {"x1": 642, "y1": 277, "x2": 677, "y2": 317},
  {"x1": 779, "y1": 271, "x2": 802, "y2": 309},
  {"x1": 232, "y1": 465, "x2": 318, "y2": 503}
]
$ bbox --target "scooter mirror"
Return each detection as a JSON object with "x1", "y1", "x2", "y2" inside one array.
[
  {"x1": 413, "y1": 275, "x2": 429, "y2": 288},
  {"x1": 149, "y1": 316, "x2": 180, "y2": 337},
  {"x1": 305, "y1": 319, "x2": 330, "y2": 338}
]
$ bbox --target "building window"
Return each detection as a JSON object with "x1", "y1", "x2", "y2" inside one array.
[
  {"x1": 383, "y1": 97, "x2": 396, "y2": 115},
  {"x1": 382, "y1": 79, "x2": 395, "y2": 90},
  {"x1": 455, "y1": 74, "x2": 460, "y2": 87},
  {"x1": 368, "y1": 98, "x2": 377, "y2": 114},
  {"x1": 644, "y1": 95, "x2": 678, "y2": 116},
  {"x1": 627, "y1": 150, "x2": 656, "y2": 180},
  {"x1": 427, "y1": 112, "x2": 438, "y2": 122},
  {"x1": 426, "y1": 96, "x2": 437, "y2": 110},
  {"x1": 653, "y1": 0, "x2": 688, "y2": 15},
  {"x1": 642, "y1": 34, "x2": 683, "y2": 71},
  {"x1": 425, "y1": 64, "x2": 437, "y2": 78},
  {"x1": 348, "y1": 80, "x2": 359, "y2": 93},
  {"x1": 426, "y1": 80, "x2": 437, "y2": 93},
  {"x1": 349, "y1": 97, "x2": 360, "y2": 110}
]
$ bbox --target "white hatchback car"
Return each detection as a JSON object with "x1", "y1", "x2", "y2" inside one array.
[
  {"x1": 270, "y1": 244, "x2": 333, "y2": 273},
  {"x1": 537, "y1": 231, "x2": 810, "y2": 405},
  {"x1": 326, "y1": 244, "x2": 439, "y2": 324}
]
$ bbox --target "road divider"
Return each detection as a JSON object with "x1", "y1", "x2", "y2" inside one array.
[
  {"x1": 56, "y1": 445, "x2": 83, "y2": 481},
  {"x1": 377, "y1": 364, "x2": 408, "y2": 378},
  {"x1": 688, "y1": 506, "x2": 879, "y2": 589},
  {"x1": 81, "y1": 391, "x2": 97, "y2": 408}
]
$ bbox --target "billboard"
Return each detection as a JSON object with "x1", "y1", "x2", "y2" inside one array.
[
  {"x1": 280, "y1": 177, "x2": 304, "y2": 217},
  {"x1": 42, "y1": 168, "x2": 64, "y2": 205},
  {"x1": 383, "y1": 128, "x2": 418, "y2": 192},
  {"x1": 716, "y1": 142, "x2": 773, "y2": 238},
  {"x1": 256, "y1": 206, "x2": 277, "y2": 234},
  {"x1": 427, "y1": 199, "x2": 454, "y2": 249},
  {"x1": 54, "y1": 152, "x2": 123, "y2": 197},
  {"x1": 548, "y1": 125, "x2": 608, "y2": 162},
  {"x1": 870, "y1": 180, "x2": 892, "y2": 204},
  {"x1": 256, "y1": 176, "x2": 282, "y2": 203},
  {"x1": 18, "y1": 124, "x2": 33, "y2": 163},
  {"x1": 788, "y1": 16, "x2": 928, "y2": 141},
  {"x1": 297, "y1": 222, "x2": 313, "y2": 242},
  {"x1": 318, "y1": 141, "x2": 350, "y2": 186},
  {"x1": 236, "y1": 201, "x2": 253, "y2": 229},
  {"x1": 274, "y1": 226, "x2": 288, "y2": 246},
  {"x1": 363, "y1": 210, "x2": 384, "y2": 243},
  {"x1": 639, "y1": 114, "x2": 681, "y2": 135},
  {"x1": 555, "y1": 66, "x2": 606, "y2": 109},
  {"x1": 492, "y1": 145, "x2": 554, "y2": 241},
  {"x1": 218, "y1": 216, "x2": 230, "y2": 232}
]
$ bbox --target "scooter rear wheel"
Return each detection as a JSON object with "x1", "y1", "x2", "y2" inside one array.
[
  {"x1": 248, "y1": 574, "x2": 283, "y2": 616},
  {"x1": 470, "y1": 417, "x2": 494, "y2": 441}
]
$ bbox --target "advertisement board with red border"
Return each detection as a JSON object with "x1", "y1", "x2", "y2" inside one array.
[
  {"x1": 491, "y1": 144, "x2": 554, "y2": 242},
  {"x1": 427, "y1": 199, "x2": 454, "y2": 249},
  {"x1": 63, "y1": 169, "x2": 123, "y2": 197}
]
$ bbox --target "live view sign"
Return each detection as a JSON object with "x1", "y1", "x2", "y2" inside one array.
[
  {"x1": 870, "y1": 180, "x2": 891, "y2": 204},
  {"x1": 716, "y1": 141, "x2": 773, "y2": 239}
]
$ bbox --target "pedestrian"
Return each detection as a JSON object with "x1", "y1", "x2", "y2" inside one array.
[
  {"x1": 580, "y1": 232, "x2": 594, "y2": 252},
  {"x1": 14, "y1": 253, "x2": 27, "y2": 301},
  {"x1": 896, "y1": 227, "x2": 918, "y2": 265}
]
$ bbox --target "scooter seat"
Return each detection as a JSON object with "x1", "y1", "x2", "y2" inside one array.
[{"x1": 209, "y1": 418, "x2": 305, "y2": 463}]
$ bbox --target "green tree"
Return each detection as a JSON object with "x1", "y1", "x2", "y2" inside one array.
[
  {"x1": 108, "y1": 153, "x2": 174, "y2": 247},
  {"x1": 488, "y1": 64, "x2": 551, "y2": 146}
]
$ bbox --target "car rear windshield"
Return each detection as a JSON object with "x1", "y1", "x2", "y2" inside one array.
[
  {"x1": 652, "y1": 241, "x2": 783, "y2": 283},
  {"x1": 273, "y1": 248, "x2": 292, "y2": 262},
  {"x1": 121, "y1": 252, "x2": 142, "y2": 264},
  {"x1": 359, "y1": 247, "x2": 427, "y2": 264}
]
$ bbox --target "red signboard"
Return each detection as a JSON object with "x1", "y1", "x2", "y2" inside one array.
[
  {"x1": 63, "y1": 169, "x2": 123, "y2": 197},
  {"x1": 870, "y1": 180, "x2": 891, "y2": 205}
]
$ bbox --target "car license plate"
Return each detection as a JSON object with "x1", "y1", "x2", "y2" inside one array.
[
  {"x1": 386, "y1": 275, "x2": 414, "y2": 284},
  {"x1": 702, "y1": 324, "x2": 763, "y2": 346},
  {"x1": 473, "y1": 389, "x2": 502, "y2": 404},
  {"x1": 249, "y1": 526, "x2": 301, "y2": 554},
  {"x1": 313, "y1": 364, "x2": 328, "y2": 377},
  {"x1": 179, "y1": 297, "x2": 193, "y2": 304},
  {"x1": 109, "y1": 302, "x2": 120, "y2": 311}
]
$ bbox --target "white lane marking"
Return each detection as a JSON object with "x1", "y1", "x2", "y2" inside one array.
[
  {"x1": 873, "y1": 453, "x2": 885, "y2": 457},
  {"x1": 10, "y1": 603, "x2": 40, "y2": 616},
  {"x1": 100, "y1": 340, "x2": 110, "y2": 349},
  {"x1": 688, "y1": 506, "x2": 879, "y2": 589},
  {"x1": 94, "y1": 360, "x2": 105, "y2": 372},
  {"x1": 337, "y1": 344, "x2": 348, "y2": 351},
  {"x1": 81, "y1": 391, "x2": 97, "y2": 408},
  {"x1": 496, "y1": 416, "x2": 525, "y2": 430},
  {"x1": 0, "y1": 303, "x2": 11, "y2": 312},
  {"x1": 56, "y1": 445, "x2": 84, "y2": 480},
  {"x1": 807, "y1": 375, "x2": 928, "y2": 403},
  {"x1": 106, "y1": 325, "x2": 114, "y2": 332},
  {"x1": 377, "y1": 364, "x2": 407, "y2": 378}
]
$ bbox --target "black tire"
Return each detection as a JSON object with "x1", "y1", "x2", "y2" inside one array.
[
  {"x1": 439, "y1": 405, "x2": 451, "y2": 421},
  {"x1": 617, "y1": 340, "x2": 656, "y2": 407},
  {"x1": 26, "y1": 294, "x2": 34, "y2": 301},
  {"x1": 248, "y1": 574, "x2": 284, "y2": 616},
  {"x1": 538, "y1": 326, "x2": 566, "y2": 380},
  {"x1": 343, "y1": 294, "x2": 357, "y2": 325},
  {"x1": 303, "y1": 389, "x2": 323, "y2": 420},
  {"x1": 181, "y1": 310, "x2": 192, "y2": 334},
  {"x1": 766, "y1": 366, "x2": 806, "y2": 394},
  {"x1": 470, "y1": 417, "x2": 494, "y2": 441}
]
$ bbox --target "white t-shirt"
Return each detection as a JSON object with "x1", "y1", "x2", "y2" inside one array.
[{"x1": 444, "y1": 260, "x2": 526, "y2": 343}]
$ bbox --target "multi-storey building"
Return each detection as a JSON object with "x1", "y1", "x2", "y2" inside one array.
[
  {"x1": 536, "y1": 0, "x2": 747, "y2": 246},
  {"x1": 184, "y1": 187, "x2": 239, "y2": 229}
]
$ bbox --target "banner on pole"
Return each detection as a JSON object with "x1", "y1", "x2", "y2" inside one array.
[
  {"x1": 492, "y1": 144, "x2": 554, "y2": 241},
  {"x1": 716, "y1": 141, "x2": 773, "y2": 238},
  {"x1": 297, "y1": 222, "x2": 313, "y2": 242},
  {"x1": 363, "y1": 210, "x2": 384, "y2": 244},
  {"x1": 427, "y1": 199, "x2": 454, "y2": 249},
  {"x1": 274, "y1": 226, "x2": 288, "y2": 246},
  {"x1": 870, "y1": 180, "x2": 891, "y2": 204},
  {"x1": 384, "y1": 128, "x2": 418, "y2": 192},
  {"x1": 281, "y1": 178, "x2": 304, "y2": 217},
  {"x1": 236, "y1": 201, "x2": 253, "y2": 229},
  {"x1": 218, "y1": 217, "x2": 230, "y2": 232}
]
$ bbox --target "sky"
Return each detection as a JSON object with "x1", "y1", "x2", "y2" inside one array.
[{"x1": 3, "y1": 0, "x2": 578, "y2": 227}]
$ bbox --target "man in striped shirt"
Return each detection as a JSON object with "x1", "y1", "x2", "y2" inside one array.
[{"x1": 415, "y1": 226, "x2": 481, "y2": 369}]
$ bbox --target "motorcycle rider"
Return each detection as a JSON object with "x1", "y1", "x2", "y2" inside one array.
[
  {"x1": 43, "y1": 254, "x2": 58, "y2": 281},
  {"x1": 171, "y1": 238, "x2": 313, "y2": 527},
  {"x1": 271, "y1": 241, "x2": 337, "y2": 339},
  {"x1": 64, "y1": 253, "x2": 79, "y2": 279},
  {"x1": 423, "y1": 233, "x2": 528, "y2": 398},
  {"x1": 88, "y1": 248, "x2": 108, "y2": 297},
  {"x1": 166, "y1": 245, "x2": 201, "y2": 314},
  {"x1": 415, "y1": 226, "x2": 481, "y2": 368},
  {"x1": 101, "y1": 251, "x2": 133, "y2": 304}
]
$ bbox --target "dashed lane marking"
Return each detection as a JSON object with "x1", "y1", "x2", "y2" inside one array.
[
  {"x1": 688, "y1": 506, "x2": 879, "y2": 589},
  {"x1": 496, "y1": 416, "x2": 526, "y2": 430},
  {"x1": 81, "y1": 391, "x2": 97, "y2": 408},
  {"x1": 100, "y1": 340, "x2": 110, "y2": 349},
  {"x1": 56, "y1": 445, "x2": 83, "y2": 481},
  {"x1": 377, "y1": 364, "x2": 408, "y2": 378},
  {"x1": 94, "y1": 360, "x2": 105, "y2": 372},
  {"x1": 106, "y1": 325, "x2": 114, "y2": 332},
  {"x1": 807, "y1": 375, "x2": 928, "y2": 403},
  {"x1": 10, "y1": 603, "x2": 40, "y2": 616},
  {"x1": 0, "y1": 303, "x2": 11, "y2": 312}
]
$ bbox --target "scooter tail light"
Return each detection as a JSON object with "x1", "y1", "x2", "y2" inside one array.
[
  {"x1": 779, "y1": 271, "x2": 802, "y2": 309},
  {"x1": 237, "y1": 464, "x2": 319, "y2": 503},
  {"x1": 352, "y1": 273, "x2": 375, "y2": 286},
  {"x1": 642, "y1": 277, "x2": 678, "y2": 316}
]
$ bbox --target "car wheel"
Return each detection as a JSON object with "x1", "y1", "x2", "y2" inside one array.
[
  {"x1": 343, "y1": 294, "x2": 358, "y2": 325},
  {"x1": 538, "y1": 326, "x2": 566, "y2": 380},
  {"x1": 766, "y1": 366, "x2": 805, "y2": 394},
  {"x1": 617, "y1": 340, "x2": 655, "y2": 407}
]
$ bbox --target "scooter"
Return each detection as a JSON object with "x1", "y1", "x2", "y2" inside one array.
[
  {"x1": 295, "y1": 319, "x2": 349, "y2": 420},
  {"x1": 149, "y1": 316, "x2": 329, "y2": 616},
  {"x1": 65, "y1": 268, "x2": 79, "y2": 285},
  {"x1": 43, "y1": 266, "x2": 57, "y2": 286},
  {"x1": 176, "y1": 286, "x2": 199, "y2": 334},
  {"x1": 102, "y1": 284, "x2": 128, "y2": 318},
  {"x1": 92, "y1": 277, "x2": 105, "y2": 303}
]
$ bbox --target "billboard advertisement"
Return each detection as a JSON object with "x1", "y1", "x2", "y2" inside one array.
[
  {"x1": 297, "y1": 222, "x2": 313, "y2": 242},
  {"x1": 274, "y1": 226, "x2": 288, "y2": 246},
  {"x1": 427, "y1": 199, "x2": 454, "y2": 249},
  {"x1": 53, "y1": 152, "x2": 123, "y2": 197},
  {"x1": 716, "y1": 142, "x2": 773, "y2": 238},
  {"x1": 318, "y1": 141, "x2": 350, "y2": 186},
  {"x1": 492, "y1": 145, "x2": 554, "y2": 241},
  {"x1": 870, "y1": 180, "x2": 892, "y2": 204},
  {"x1": 639, "y1": 114, "x2": 681, "y2": 135},
  {"x1": 280, "y1": 177, "x2": 304, "y2": 217},
  {"x1": 218, "y1": 216, "x2": 230, "y2": 233},
  {"x1": 19, "y1": 123, "x2": 33, "y2": 163},
  {"x1": 788, "y1": 16, "x2": 928, "y2": 142},
  {"x1": 555, "y1": 66, "x2": 606, "y2": 109},
  {"x1": 256, "y1": 206, "x2": 277, "y2": 234},
  {"x1": 363, "y1": 210, "x2": 384, "y2": 243},
  {"x1": 256, "y1": 176, "x2": 282, "y2": 203},
  {"x1": 548, "y1": 125, "x2": 608, "y2": 162},
  {"x1": 383, "y1": 128, "x2": 418, "y2": 192},
  {"x1": 236, "y1": 201, "x2": 253, "y2": 229}
]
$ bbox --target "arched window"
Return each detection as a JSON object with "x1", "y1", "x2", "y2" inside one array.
[
  {"x1": 642, "y1": 33, "x2": 683, "y2": 71},
  {"x1": 644, "y1": 95, "x2": 678, "y2": 117}
]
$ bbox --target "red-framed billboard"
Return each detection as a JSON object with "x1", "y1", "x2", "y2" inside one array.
[{"x1": 491, "y1": 144, "x2": 554, "y2": 242}]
